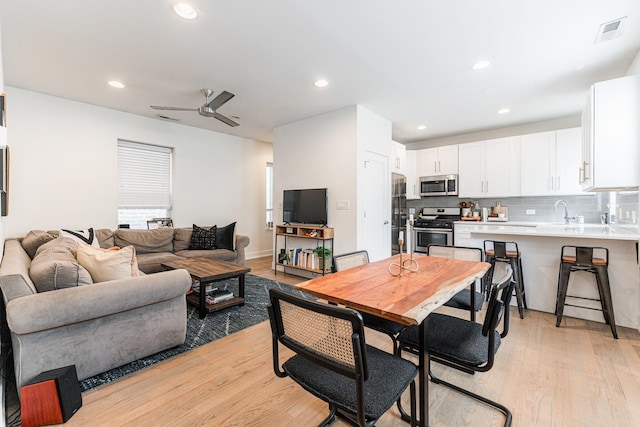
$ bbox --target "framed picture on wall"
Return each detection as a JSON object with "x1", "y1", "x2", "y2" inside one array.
[
  {"x1": 1, "y1": 147, "x2": 8, "y2": 216},
  {"x1": 0, "y1": 93, "x2": 6, "y2": 128}
]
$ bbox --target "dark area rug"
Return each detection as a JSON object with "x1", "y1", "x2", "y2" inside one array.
[{"x1": 79, "y1": 274, "x2": 305, "y2": 392}]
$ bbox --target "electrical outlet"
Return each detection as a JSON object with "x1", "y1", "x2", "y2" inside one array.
[{"x1": 526, "y1": 209, "x2": 536, "y2": 215}]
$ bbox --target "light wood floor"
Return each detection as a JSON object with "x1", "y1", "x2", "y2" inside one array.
[{"x1": 66, "y1": 257, "x2": 640, "y2": 426}]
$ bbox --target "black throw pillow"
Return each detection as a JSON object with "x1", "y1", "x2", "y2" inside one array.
[
  {"x1": 189, "y1": 224, "x2": 217, "y2": 250},
  {"x1": 216, "y1": 222, "x2": 236, "y2": 250}
]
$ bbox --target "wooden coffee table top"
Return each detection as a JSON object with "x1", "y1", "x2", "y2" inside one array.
[{"x1": 162, "y1": 257, "x2": 251, "y2": 282}]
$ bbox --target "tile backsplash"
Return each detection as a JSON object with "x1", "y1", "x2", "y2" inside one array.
[{"x1": 407, "y1": 191, "x2": 639, "y2": 225}]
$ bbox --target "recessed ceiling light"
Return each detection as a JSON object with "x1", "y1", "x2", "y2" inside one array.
[
  {"x1": 497, "y1": 108, "x2": 511, "y2": 114},
  {"x1": 174, "y1": 3, "x2": 198, "y2": 20},
  {"x1": 471, "y1": 60, "x2": 491, "y2": 70},
  {"x1": 417, "y1": 125, "x2": 427, "y2": 130},
  {"x1": 313, "y1": 79, "x2": 329, "y2": 88},
  {"x1": 108, "y1": 81, "x2": 125, "y2": 89}
]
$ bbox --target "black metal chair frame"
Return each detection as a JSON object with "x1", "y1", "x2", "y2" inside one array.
[
  {"x1": 484, "y1": 240, "x2": 526, "y2": 319},
  {"x1": 555, "y1": 245, "x2": 617, "y2": 339},
  {"x1": 267, "y1": 288, "x2": 418, "y2": 427},
  {"x1": 332, "y1": 250, "x2": 407, "y2": 352},
  {"x1": 395, "y1": 265, "x2": 515, "y2": 427},
  {"x1": 426, "y1": 244, "x2": 484, "y2": 321}
]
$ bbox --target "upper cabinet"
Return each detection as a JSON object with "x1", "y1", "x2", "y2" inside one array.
[
  {"x1": 405, "y1": 150, "x2": 420, "y2": 199},
  {"x1": 390, "y1": 140, "x2": 406, "y2": 175},
  {"x1": 581, "y1": 74, "x2": 640, "y2": 191},
  {"x1": 416, "y1": 145, "x2": 458, "y2": 177},
  {"x1": 520, "y1": 128, "x2": 582, "y2": 196},
  {"x1": 458, "y1": 137, "x2": 519, "y2": 198}
]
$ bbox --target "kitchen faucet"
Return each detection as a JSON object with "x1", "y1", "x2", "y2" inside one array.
[{"x1": 554, "y1": 200, "x2": 574, "y2": 224}]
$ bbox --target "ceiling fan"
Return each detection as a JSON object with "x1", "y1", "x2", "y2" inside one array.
[{"x1": 150, "y1": 89, "x2": 239, "y2": 127}]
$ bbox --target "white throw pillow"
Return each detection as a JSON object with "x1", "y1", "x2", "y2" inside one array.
[
  {"x1": 76, "y1": 244, "x2": 140, "y2": 283},
  {"x1": 60, "y1": 228, "x2": 100, "y2": 247}
]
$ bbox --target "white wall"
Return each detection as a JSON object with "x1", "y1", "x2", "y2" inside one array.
[
  {"x1": 3, "y1": 87, "x2": 273, "y2": 259},
  {"x1": 273, "y1": 106, "x2": 359, "y2": 257}
]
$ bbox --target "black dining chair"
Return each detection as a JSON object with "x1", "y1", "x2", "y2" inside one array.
[
  {"x1": 395, "y1": 265, "x2": 515, "y2": 427},
  {"x1": 427, "y1": 244, "x2": 485, "y2": 321},
  {"x1": 332, "y1": 250, "x2": 408, "y2": 352},
  {"x1": 267, "y1": 288, "x2": 418, "y2": 427}
]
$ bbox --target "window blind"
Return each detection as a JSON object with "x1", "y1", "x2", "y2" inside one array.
[{"x1": 117, "y1": 140, "x2": 172, "y2": 209}]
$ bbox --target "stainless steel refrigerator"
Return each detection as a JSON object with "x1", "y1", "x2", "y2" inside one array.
[{"x1": 391, "y1": 173, "x2": 407, "y2": 255}]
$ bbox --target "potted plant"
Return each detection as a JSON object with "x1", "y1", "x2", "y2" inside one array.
[{"x1": 313, "y1": 246, "x2": 332, "y2": 272}]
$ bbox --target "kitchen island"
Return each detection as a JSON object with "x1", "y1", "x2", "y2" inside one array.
[{"x1": 455, "y1": 221, "x2": 639, "y2": 330}]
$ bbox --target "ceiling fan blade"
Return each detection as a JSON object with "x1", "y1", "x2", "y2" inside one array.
[
  {"x1": 213, "y1": 112, "x2": 239, "y2": 127},
  {"x1": 150, "y1": 106, "x2": 198, "y2": 111},
  {"x1": 206, "y1": 91, "x2": 235, "y2": 110}
]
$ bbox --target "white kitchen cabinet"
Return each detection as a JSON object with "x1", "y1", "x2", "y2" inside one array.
[
  {"x1": 390, "y1": 141, "x2": 406, "y2": 174},
  {"x1": 581, "y1": 74, "x2": 640, "y2": 191},
  {"x1": 405, "y1": 150, "x2": 420, "y2": 199},
  {"x1": 416, "y1": 145, "x2": 458, "y2": 177},
  {"x1": 458, "y1": 137, "x2": 519, "y2": 198},
  {"x1": 520, "y1": 128, "x2": 582, "y2": 196}
]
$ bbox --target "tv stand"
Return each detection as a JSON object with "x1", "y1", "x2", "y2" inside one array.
[{"x1": 274, "y1": 225, "x2": 334, "y2": 277}]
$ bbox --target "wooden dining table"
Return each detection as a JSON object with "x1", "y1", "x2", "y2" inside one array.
[{"x1": 295, "y1": 253, "x2": 491, "y2": 427}]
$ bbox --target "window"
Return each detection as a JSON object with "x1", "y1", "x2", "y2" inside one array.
[
  {"x1": 117, "y1": 140, "x2": 173, "y2": 229},
  {"x1": 266, "y1": 162, "x2": 273, "y2": 229}
]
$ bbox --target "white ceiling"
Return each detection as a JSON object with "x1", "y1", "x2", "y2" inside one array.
[{"x1": 1, "y1": 0, "x2": 639, "y2": 144}]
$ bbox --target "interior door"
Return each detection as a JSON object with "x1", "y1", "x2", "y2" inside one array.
[{"x1": 361, "y1": 151, "x2": 390, "y2": 261}]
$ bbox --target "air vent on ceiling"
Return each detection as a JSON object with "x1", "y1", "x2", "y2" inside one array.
[
  {"x1": 594, "y1": 17, "x2": 626, "y2": 44},
  {"x1": 156, "y1": 114, "x2": 180, "y2": 122}
]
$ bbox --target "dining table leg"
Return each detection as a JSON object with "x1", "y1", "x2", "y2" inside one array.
[{"x1": 419, "y1": 318, "x2": 429, "y2": 427}]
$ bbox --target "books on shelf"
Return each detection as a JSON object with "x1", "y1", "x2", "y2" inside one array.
[{"x1": 281, "y1": 248, "x2": 319, "y2": 269}]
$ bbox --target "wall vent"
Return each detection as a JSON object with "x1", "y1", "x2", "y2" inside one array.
[{"x1": 594, "y1": 17, "x2": 626, "y2": 44}]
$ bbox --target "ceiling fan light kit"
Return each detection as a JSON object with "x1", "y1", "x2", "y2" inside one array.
[{"x1": 150, "y1": 89, "x2": 239, "y2": 127}]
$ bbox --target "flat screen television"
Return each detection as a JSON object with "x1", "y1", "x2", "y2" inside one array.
[{"x1": 283, "y1": 188, "x2": 328, "y2": 225}]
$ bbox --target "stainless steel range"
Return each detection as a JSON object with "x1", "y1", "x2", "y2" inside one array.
[{"x1": 413, "y1": 207, "x2": 461, "y2": 253}]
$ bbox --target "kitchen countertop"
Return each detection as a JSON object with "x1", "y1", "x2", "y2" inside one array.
[{"x1": 454, "y1": 221, "x2": 639, "y2": 241}]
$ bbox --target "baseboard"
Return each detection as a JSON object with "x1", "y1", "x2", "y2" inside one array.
[{"x1": 245, "y1": 250, "x2": 272, "y2": 260}]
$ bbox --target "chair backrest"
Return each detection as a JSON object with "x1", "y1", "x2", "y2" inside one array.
[
  {"x1": 561, "y1": 245, "x2": 609, "y2": 267},
  {"x1": 427, "y1": 244, "x2": 482, "y2": 262},
  {"x1": 483, "y1": 240, "x2": 519, "y2": 259},
  {"x1": 332, "y1": 250, "x2": 369, "y2": 273},
  {"x1": 267, "y1": 288, "x2": 368, "y2": 380},
  {"x1": 482, "y1": 265, "x2": 514, "y2": 337}
]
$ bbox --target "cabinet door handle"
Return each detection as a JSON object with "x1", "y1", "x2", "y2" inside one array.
[
  {"x1": 551, "y1": 176, "x2": 554, "y2": 191},
  {"x1": 438, "y1": 160, "x2": 441, "y2": 173},
  {"x1": 579, "y1": 167, "x2": 583, "y2": 184},
  {"x1": 557, "y1": 176, "x2": 560, "y2": 191},
  {"x1": 434, "y1": 161, "x2": 438, "y2": 173}
]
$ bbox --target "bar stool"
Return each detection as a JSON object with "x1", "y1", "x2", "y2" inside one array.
[
  {"x1": 484, "y1": 240, "x2": 526, "y2": 319},
  {"x1": 555, "y1": 246, "x2": 617, "y2": 339}
]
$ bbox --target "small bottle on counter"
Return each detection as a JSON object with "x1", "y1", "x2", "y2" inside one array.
[{"x1": 481, "y1": 207, "x2": 488, "y2": 222}]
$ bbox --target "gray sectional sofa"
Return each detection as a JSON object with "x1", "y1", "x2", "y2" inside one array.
[{"x1": 0, "y1": 225, "x2": 250, "y2": 392}]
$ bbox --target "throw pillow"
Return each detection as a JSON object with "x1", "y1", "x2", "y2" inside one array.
[
  {"x1": 189, "y1": 224, "x2": 217, "y2": 250},
  {"x1": 76, "y1": 244, "x2": 140, "y2": 283},
  {"x1": 21, "y1": 230, "x2": 56, "y2": 259},
  {"x1": 30, "y1": 237, "x2": 94, "y2": 292},
  {"x1": 60, "y1": 228, "x2": 100, "y2": 247},
  {"x1": 216, "y1": 222, "x2": 236, "y2": 251}
]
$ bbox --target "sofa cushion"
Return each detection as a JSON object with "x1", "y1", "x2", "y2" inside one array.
[
  {"x1": 216, "y1": 222, "x2": 236, "y2": 251},
  {"x1": 173, "y1": 228, "x2": 192, "y2": 252},
  {"x1": 21, "y1": 230, "x2": 56, "y2": 259},
  {"x1": 30, "y1": 237, "x2": 93, "y2": 292},
  {"x1": 95, "y1": 228, "x2": 115, "y2": 248},
  {"x1": 114, "y1": 228, "x2": 174, "y2": 254},
  {"x1": 189, "y1": 224, "x2": 217, "y2": 250},
  {"x1": 174, "y1": 249, "x2": 237, "y2": 262},
  {"x1": 76, "y1": 245, "x2": 140, "y2": 283},
  {"x1": 60, "y1": 228, "x2": 100, "y2": 247}
]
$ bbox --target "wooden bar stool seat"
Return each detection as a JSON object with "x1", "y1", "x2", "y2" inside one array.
[
  {"x1": 484, "y1": 240, "x2": 527, "y2": 319},
  {"x1": 555, "y1": 245, "x2": 617, "y2": 339}
]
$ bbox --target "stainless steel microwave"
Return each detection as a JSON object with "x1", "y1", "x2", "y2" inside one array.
[{"x1": 419, "y1": 174, "x2": 458, "y2": 197}]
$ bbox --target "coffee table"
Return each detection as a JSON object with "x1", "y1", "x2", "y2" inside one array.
[{"x1": 161, "y1": 257, "x2": 251, "y2": 319}]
